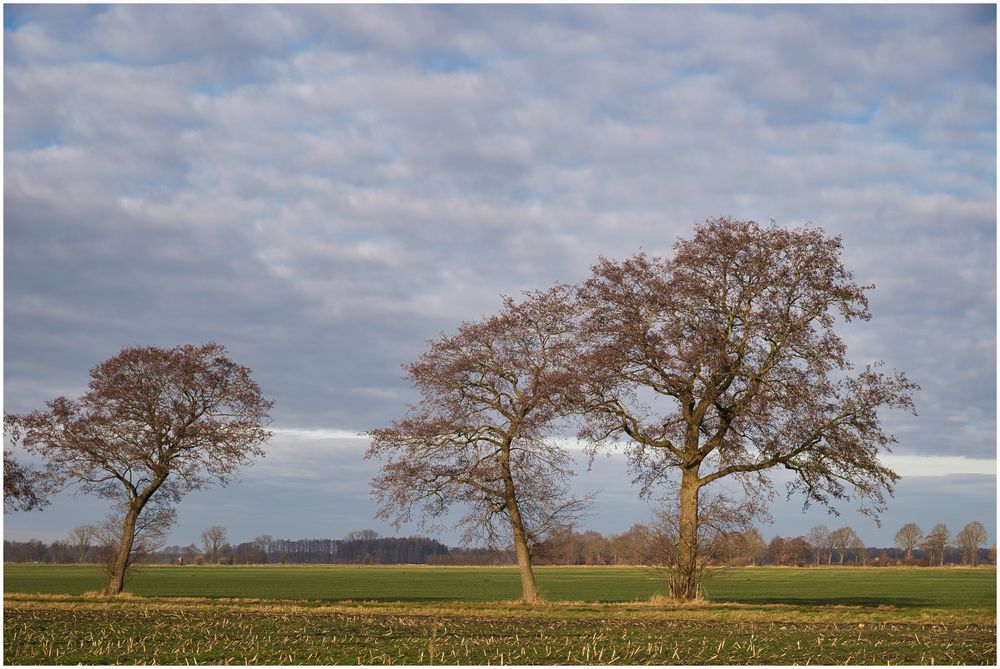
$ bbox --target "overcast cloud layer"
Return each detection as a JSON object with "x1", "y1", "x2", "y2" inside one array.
[{"x1": 4, "y1": 5, "x2": 995, "y2": 546}]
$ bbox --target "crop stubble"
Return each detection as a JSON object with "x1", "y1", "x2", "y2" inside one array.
[{"x1": 4, "y1": 596, "x2": 996, "y2": 665}]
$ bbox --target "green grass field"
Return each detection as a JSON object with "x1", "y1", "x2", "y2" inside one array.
[
  {"x1": 4, "y1": 563, "x2": 995, "y2": 608},
  {"x1": 4, "y1": 565, "x2": 996, "y2": 664}
]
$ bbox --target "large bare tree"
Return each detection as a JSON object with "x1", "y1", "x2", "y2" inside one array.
[
  {"x1": 367, "y1": 286, "x2": 589, "y2": 602},
  {"x1": 17, "y1": 343, "x2": 273, "y2": 594},
  {"x1": 576, "y1": 218, "x2": 917, "y2": 599}
]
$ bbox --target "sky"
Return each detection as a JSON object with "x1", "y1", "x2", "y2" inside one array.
[{"x1": 3, "y1": 4, "x2": 996, "y2": 550}]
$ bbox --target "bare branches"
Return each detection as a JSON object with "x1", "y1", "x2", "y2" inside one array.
[
  {"x1": 577, "y1": 219, "x2": 916, "y2": 515},
  {"x1": 3, "y1": 415, "x2": 56, "y2": 512},
  {"x1": 367, "y1": 286, "x2": 587, "y2": 542}
]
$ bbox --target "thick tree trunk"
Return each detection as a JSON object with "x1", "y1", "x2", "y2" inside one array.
[
  {"x1": 103, "y1": 502, "x2": 142, "y2": 595},
  {"x1": 671, "y1": 468, "x2": 702, "y2": 600}
]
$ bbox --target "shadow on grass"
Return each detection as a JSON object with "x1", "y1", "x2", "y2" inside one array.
[{"x1": 711, "y1": 595, "x2": 929, "y2": 608}]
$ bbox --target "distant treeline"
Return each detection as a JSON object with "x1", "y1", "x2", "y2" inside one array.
[
  {"x1": 169, "y1": 534, "x2": 452, "y2": 565},
  {"x1": 3, "y1": 534, "x2": 448, "y2": 565},
  {"x1": 4, "y1": 525, "x2": 994, "y2": 567}
]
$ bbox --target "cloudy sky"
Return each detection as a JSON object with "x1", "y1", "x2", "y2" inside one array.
[{"x1": 4, "y1": 5, "x2": 995, "y2": 549}]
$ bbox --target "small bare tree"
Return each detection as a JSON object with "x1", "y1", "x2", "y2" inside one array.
[
  {"x1": 922, "y1": 523, "x2": 949, "y2": 566},
  {"x1": 368, "y1": 286, "x2": 590, "y2": 602},
  {"x1": 201, "y1": 526, "x2": 227, "y2": 565},
  {"x1": 955, "y1": 522, "x2": 987, "y2": 566},
  {"x1": 829, "y1": 526, "x2": 860, "y2": 564},
  {"x1": 894, "y1": 523, "x2": 923, "y2": 561},
  {"x1": 68, "y1": 525, "x2": 98, "y2": 563},
  {"x1": 806, "y1": 525, "x2": 831, "y2": 565},
  {"x1": 345, "y1": 529, "x2": 379, "y2": 541},
  {"x1": 648, "y1": 489, "x2": 767, "y2": 598},
  {"x1": 95, "y1": 500, "x2": 175, "y2": 581},
  {"x1": 849, "y1": 533, "x2": 866, "y2": 565}
]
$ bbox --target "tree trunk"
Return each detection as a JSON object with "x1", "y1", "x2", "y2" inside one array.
[
  {"x1": 500, "y1": 439, "x2": 539, "y2": 603},
  {"x1": 508, "y1": 503, "x2": 539, "y2": 602},
  {"x1": 103, "y1": 502, "x2": 142, "y2": 595},
  {"x1": 671, "y1": 468, "x2": 702, "y2": 600},
  {"x1": 103, "y1": 474, "x2": 167, "y2": 596}
]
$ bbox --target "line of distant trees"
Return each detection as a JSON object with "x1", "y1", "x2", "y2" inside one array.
[
  {"x1": 776, "y1": 521, "x2": 995, "y2": 567},
  {"x1": 5, "y1": 521, "x2": 994, "y2": 567},
  {"x1": 3, "y1": 529, "x2": 449, "y2": 566}
]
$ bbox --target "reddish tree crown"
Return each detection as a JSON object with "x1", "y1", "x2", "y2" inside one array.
[
  {"x1": 18, "y1": 343, "x2": 273, "y2": 503},
  {"x1": 576, "y1": 217, "x2": 917, "y2": 517}
]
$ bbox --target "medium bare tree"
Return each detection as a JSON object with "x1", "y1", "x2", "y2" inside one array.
[
  {"x1": 17, "y1": 343, "x2": 273, "y2": 594},
  {"x1": 367, "y1": 286, "x2": 590, "y2": 602},
  {"x1": 955, "y1": 521, "x2": 988, "y2": 566},
  {"x1": 68, "y1": 524, "x2": 98, "y2": 563},
  {"x1": 922, "y1": 523, "x2": 949, "y2": 566},
  {"x1": 576, "y1": 218, "x2": 917, "y2": 599},
  {"x1": 894, "y1": 522, "x2": 923, "y2": 561},
  {"x1": 201, "y1": 526, "x2": 228, "y2": 565}
]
